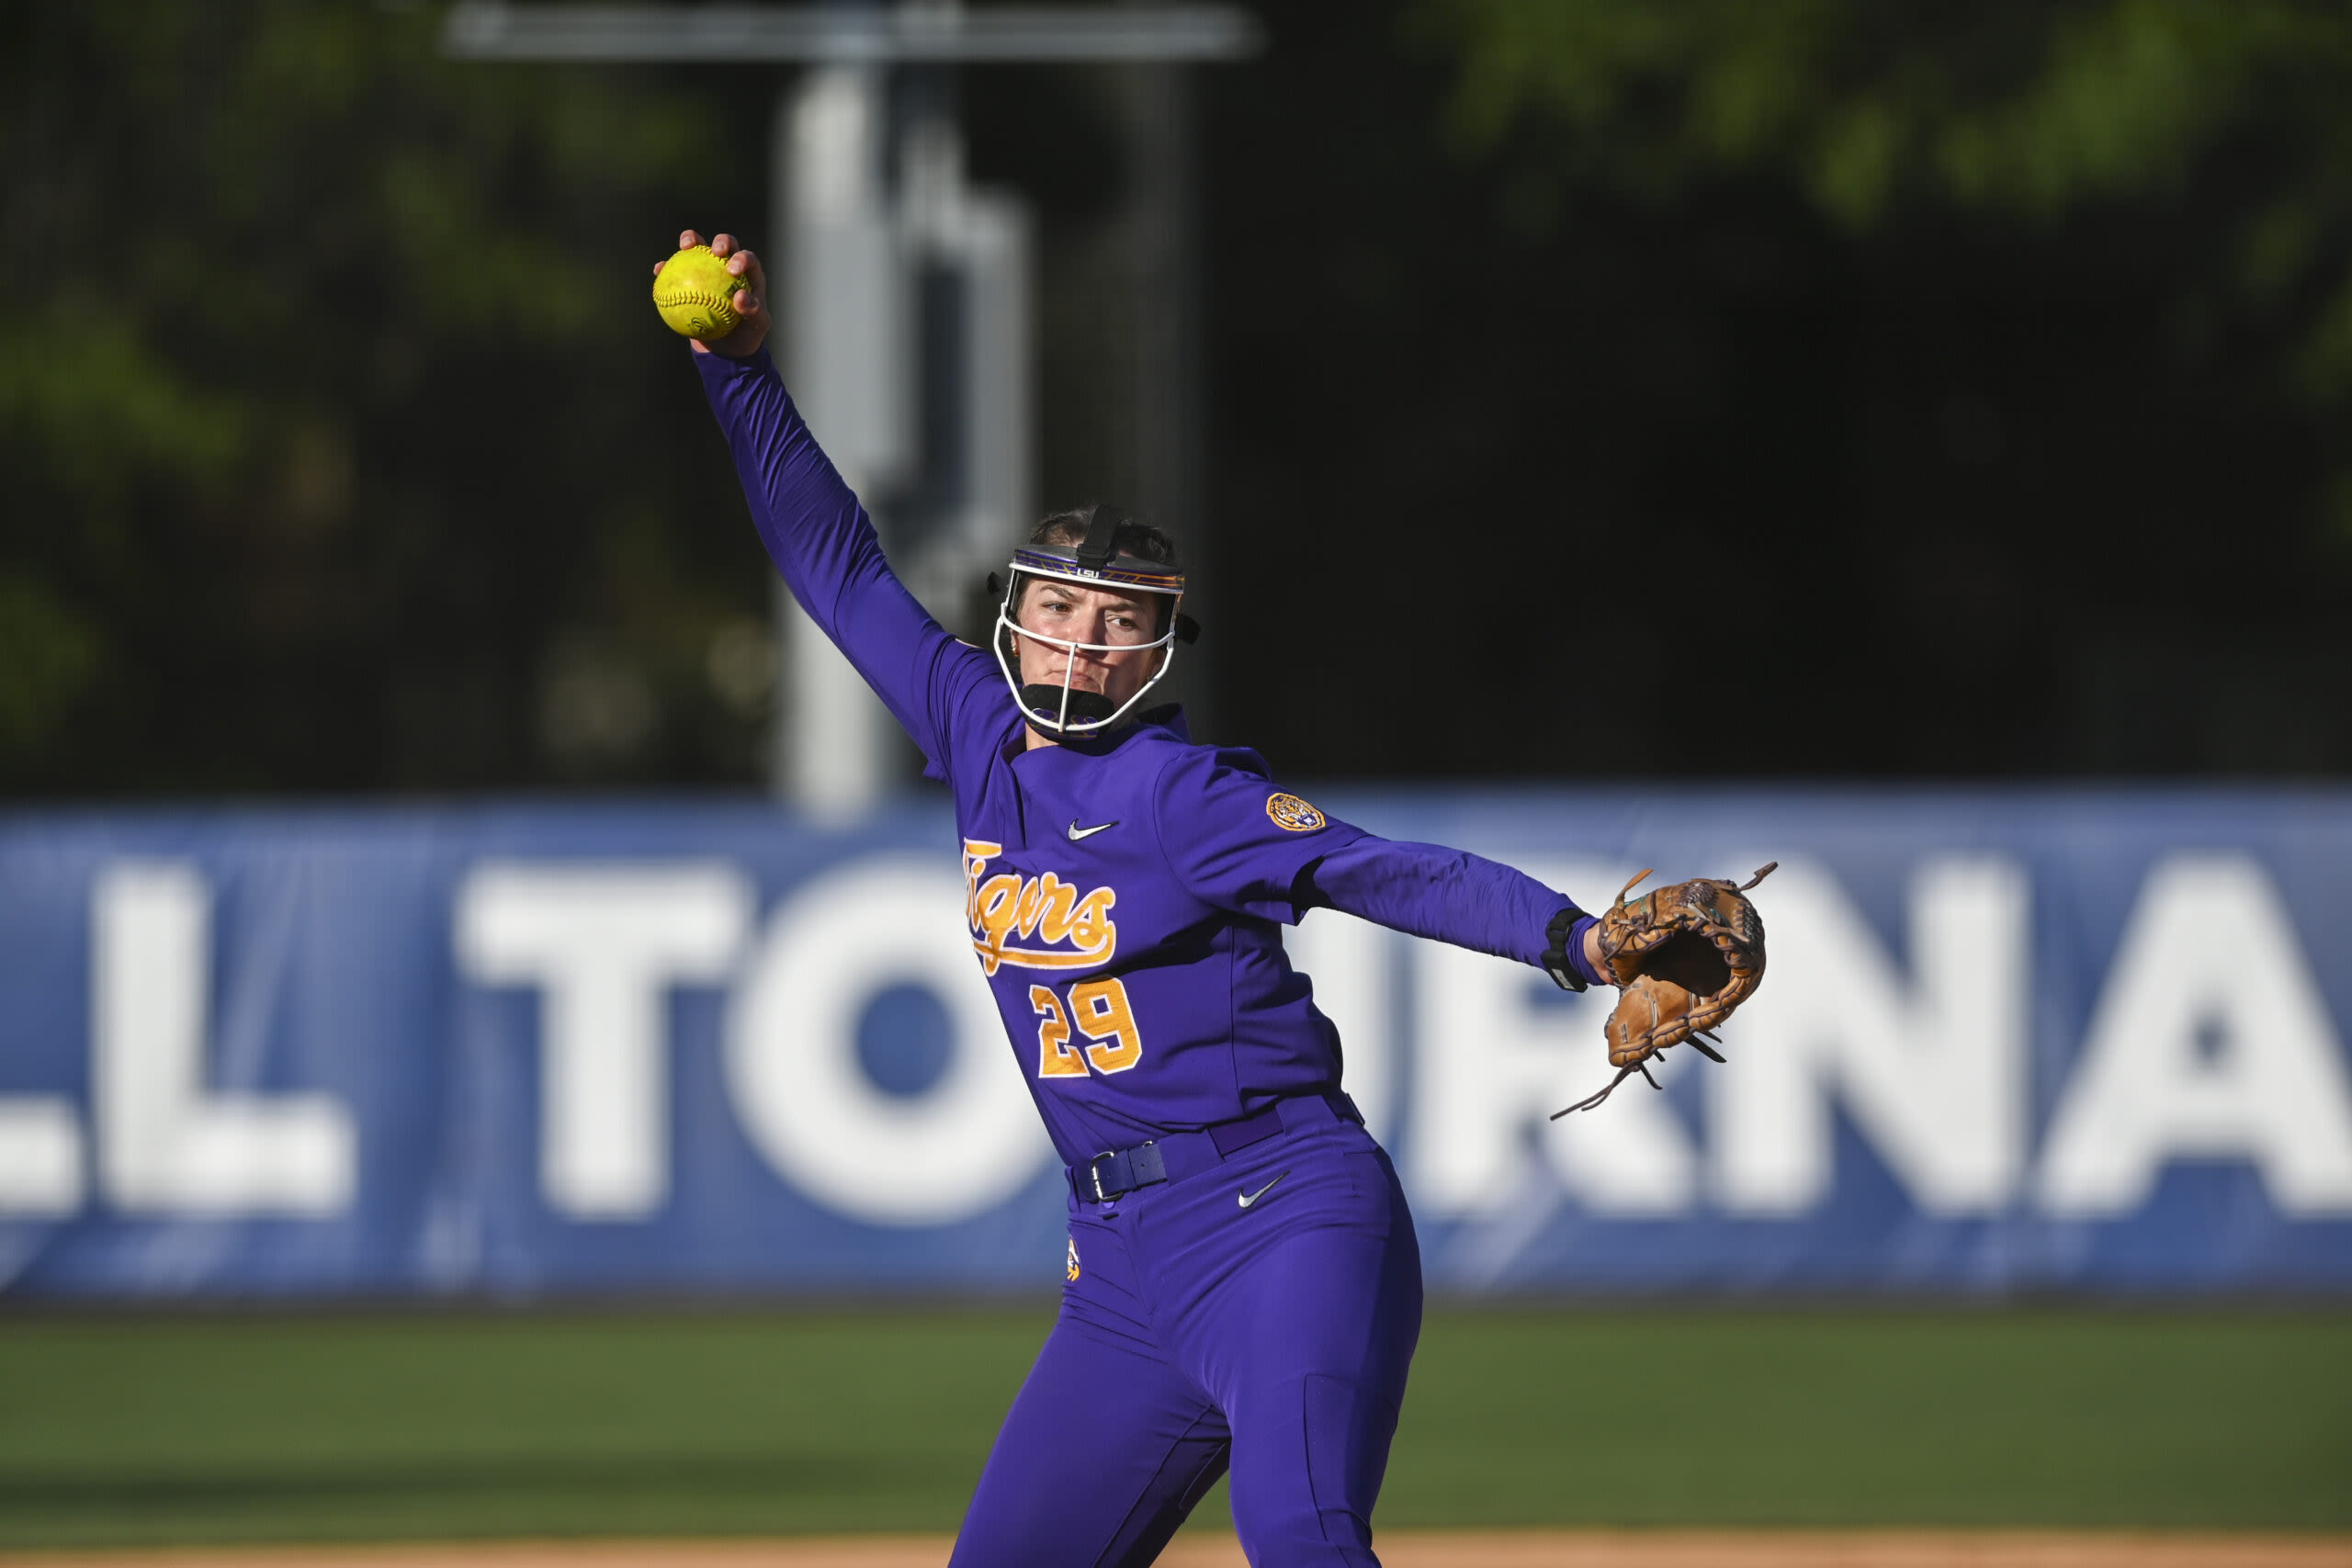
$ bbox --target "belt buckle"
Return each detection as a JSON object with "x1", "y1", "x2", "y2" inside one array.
[{"x1": 1088, "y1": 1150, "x2": 1118, "y2": 1202}]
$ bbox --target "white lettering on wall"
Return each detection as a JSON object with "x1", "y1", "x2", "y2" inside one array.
[
  {"x1": 1287, "y1": 910, "x2": 1396, "y2": 1145},
  {"x1": 1711, "y1": 857, "x2": 2028, "y2": 1216},
  {"x1": 726, "y1": 857, "x2": 1053, "y2": 1226},
  {"x1": 456, "y1": 862, "x2": 751, "y2": 1221},
  {"x1": 2038, "y1": 855, "x2": 2352, "y2": 1217},
  {"x1": 1408, "y1": 860, "x2": 1698, "y2": 1218},
  {"x1": 94, "y1": 863, "x2": 355, "y2": 1214},
  {"x1": 0, "y1": 1100, "x2": 81, "y2": 1215}
]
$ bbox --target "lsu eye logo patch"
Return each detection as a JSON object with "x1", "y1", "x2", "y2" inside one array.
[{"x1": 1266, "y1": 793, "x2": 1327, "y2": 832}]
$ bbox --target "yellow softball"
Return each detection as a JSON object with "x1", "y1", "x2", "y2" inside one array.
[{"x1": 651, "y1": 244, "x2": 743, "y2": 340}]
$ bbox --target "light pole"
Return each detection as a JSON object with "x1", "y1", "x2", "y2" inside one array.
[{"x1": 445, "y1": 2, "x2": 1260, "y2": 815}]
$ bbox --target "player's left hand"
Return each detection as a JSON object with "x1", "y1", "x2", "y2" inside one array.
[
  {"x1": 1553, "y1": 863, "x2": 1776, "y2": 1117},
  {"x1": 657, "y1": 229, "x2": 769, "y2": 358}
]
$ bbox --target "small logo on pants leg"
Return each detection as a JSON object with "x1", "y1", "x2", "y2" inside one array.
[
  {"x1": 1066, "y1": 1236, "x2": 1081, "y2": 1281},
  {"x1": 1238, "y1": 1171, "x2": 1289, "y2": 1209}
]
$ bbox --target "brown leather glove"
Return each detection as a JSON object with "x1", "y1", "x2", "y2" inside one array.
[{"x1": 1553, "y1": 863, "x2": 1776, "y2": 1117}]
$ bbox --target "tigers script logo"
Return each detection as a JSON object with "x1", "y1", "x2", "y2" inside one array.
[{"x1": 963, "y1": 840, "x2": 1119, "y2": 976}]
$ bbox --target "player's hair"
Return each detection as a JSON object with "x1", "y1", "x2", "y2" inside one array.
[{"x1": 1025, "y1": 509, "x2": 1177, "y2": 564}]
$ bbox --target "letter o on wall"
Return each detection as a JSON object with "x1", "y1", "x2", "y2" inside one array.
[{"x1": 726, "y1": 857, "x2": 1052, "y2": 1224}]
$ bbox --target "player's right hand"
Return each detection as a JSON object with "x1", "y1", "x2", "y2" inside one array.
[{"x1": 656, "y1": 229, "x2": 769, "y2": 359}]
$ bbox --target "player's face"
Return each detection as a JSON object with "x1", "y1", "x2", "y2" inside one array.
[{"x1": 1013, "y1": 581, "x2": 1159, "y2": 706}]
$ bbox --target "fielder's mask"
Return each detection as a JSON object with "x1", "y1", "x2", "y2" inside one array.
[{"x1": 989, "y1": 503, "x2": 1200, "y2": 739}]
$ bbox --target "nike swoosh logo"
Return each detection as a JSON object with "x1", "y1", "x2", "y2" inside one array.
[
  {"x1": 1237, "y1": 1171, "x2": 1289, "y2": 1209},
  {"x1": 1067, "y1": 819, "x2": 1119, "y2": 841}
]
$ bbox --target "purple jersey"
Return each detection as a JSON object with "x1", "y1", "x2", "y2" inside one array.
[{"x1": 698, "y1": 347, "x2": 1578, "y2": 1166}]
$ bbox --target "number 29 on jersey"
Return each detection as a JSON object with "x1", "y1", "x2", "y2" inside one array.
[{"x1": 1030, "y1": 977, "x2": 1145, "y2": 1078}]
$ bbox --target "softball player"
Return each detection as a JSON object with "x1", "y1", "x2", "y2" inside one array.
[{"x1": 669, "y1": 231, "x2": 1612, "y2": 1568}]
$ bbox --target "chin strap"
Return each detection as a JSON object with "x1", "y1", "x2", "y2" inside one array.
[{"x1": 1019, "y1": 684, "x2": 1119, "y2": 728}]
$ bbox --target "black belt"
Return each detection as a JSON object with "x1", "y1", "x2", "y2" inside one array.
[{"x1": 1070, "y1": 1092, "x2": 1363, "y2": 1204}]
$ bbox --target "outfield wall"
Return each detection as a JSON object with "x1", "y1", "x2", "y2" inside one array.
[{"x1": 2, "y1": 789, "x2": 2348, "y2": 1296}]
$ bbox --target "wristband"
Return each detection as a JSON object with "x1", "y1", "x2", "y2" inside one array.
[{"x1": 1542, "y1": 907, "x2": 1603, "y2": 992}]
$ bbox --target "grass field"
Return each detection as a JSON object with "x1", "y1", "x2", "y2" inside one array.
[{"x1": 0, "y1": 1307, "x2": 2346, "y2": 1551}]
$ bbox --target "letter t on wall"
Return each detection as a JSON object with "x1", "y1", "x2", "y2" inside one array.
[{"x1": 455, "y1": 863, "x2": 751, "y2": 1221}]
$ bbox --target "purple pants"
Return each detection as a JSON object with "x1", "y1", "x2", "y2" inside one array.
[{"x1": 949, "y1": 1100, "x2": 1423, "y2": 1567}]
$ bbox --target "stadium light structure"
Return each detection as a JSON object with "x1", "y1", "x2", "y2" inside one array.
[
  {"x1": 446, "y1": 3, "x2": 1261, "y2": 818},
  {"x1": 443, "y1": 2, "x2": 1261, "y2": 62}
]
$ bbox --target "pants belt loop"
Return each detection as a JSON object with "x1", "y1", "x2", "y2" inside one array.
[{"x1": 1208, "y1": 1101, "x2": 1285, "y2": 1158}]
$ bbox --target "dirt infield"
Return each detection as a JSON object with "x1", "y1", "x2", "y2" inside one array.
[{"x1": 5, "y1": 1536, "x2": 2348, "y2": 1568}]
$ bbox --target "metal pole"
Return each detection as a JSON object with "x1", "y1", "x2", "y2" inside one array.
[
  {"x1": 774, "y1": 63, "x2": 910, "y2": 814},
  {"x1": 1126, "y1": 53, "x2": 1209, "y2": 738}
]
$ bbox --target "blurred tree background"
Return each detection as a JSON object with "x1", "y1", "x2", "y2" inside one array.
[
  {"x1": 6, "y1": 0, "x2": 2352, "y2": 795},
  {"x1": 1208, "y1": 0, "x2": 2352, "y2": 777},
  {"x1": 0, "y1": 1, "x2": 778, "y2": 795}
]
